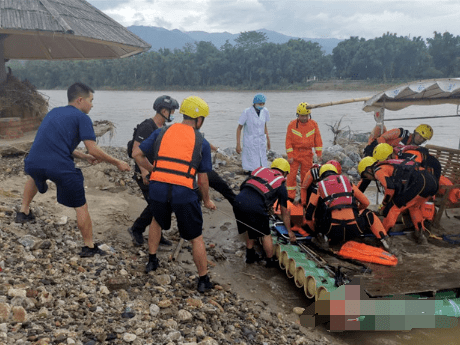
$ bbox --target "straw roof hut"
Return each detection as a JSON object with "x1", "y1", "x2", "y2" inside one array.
[{"x1": 0, "y1": 0, "x2": 151, "y2": 81}]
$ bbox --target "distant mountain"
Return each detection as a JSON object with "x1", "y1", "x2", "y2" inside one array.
[{"x1": 127, "y1": 26, "x2": 342, "y2": 55}]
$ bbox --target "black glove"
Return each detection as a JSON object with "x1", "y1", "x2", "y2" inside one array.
[{"x1": 363, "y1": 140, "x2": 378, "y2": 157}]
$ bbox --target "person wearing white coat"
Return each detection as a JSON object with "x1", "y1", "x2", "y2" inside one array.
[{"x1": 236, "y1": 93, "x2": 271, "y2": 172}]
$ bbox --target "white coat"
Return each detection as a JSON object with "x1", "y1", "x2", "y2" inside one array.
[{"x1": 238, "y1": 106, "x2": 270, "y2": 171}]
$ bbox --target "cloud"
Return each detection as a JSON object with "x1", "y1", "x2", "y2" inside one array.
[{"x1": 87, "y1": 0, "x2": 460, "y2": 40}]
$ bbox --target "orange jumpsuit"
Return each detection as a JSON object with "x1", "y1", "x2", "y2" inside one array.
[
  {"x1": 367, "y1": 124, "x2": 387, "y2": 144},
  {"x1": 374, "y1": 164, "x2": 437, "y2": 233},
  {"x1": 376, "y1": 128, "x2": 416, "y2": 153},
  {"x1": 305, "y1": 181, "x2": 387, "y2": 244},
  {"x1": 285, "y1": 119, "x2": 322, "y2": 199}
]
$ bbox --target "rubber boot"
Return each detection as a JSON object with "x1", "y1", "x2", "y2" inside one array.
[{"x1": 414, "y1": 230, "x2": 428, "y2": 245}]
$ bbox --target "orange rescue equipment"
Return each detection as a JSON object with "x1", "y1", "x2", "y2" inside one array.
[
  {"x1": 337, "y1": 241, "x2": 398, "y2": 266},
  {"x1": 274, "y1": 200, "x2": 308, "y2": 236},
  {"x1": 150, "y1": 123, "x2": 203, "y2": 189},
  {"x1": 438, "y1": 175, "x2": 460, "y2": 204}
]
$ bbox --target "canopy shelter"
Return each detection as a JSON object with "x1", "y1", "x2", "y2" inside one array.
[
  {"x1": 362, "y1": 78, "x2": 460, "y2": 112},
  {"x1": 0, "y1": 0, "x2": 151, "y2": 81}
]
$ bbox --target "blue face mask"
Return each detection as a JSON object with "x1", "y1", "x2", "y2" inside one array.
[
  {"x1": 255, "y1": 105, "x2": 264, "y2": 111},
  {"x1": 168, "y1": 115, "x2": 174, "y2": 122}
]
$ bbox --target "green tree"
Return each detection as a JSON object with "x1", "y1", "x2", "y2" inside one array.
[
  {"x1": 427, "y1": 31, "x2": 460, "y2": 77},
  {"x1": 235, "y1": 31, "x2": 268, "y2": 50}
]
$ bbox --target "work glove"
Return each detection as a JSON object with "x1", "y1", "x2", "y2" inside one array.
[{"x1": 363, "y1": 140, "x2": 378, "y2": 157}]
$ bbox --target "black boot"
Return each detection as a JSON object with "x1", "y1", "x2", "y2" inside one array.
[
  {"x1": 145, "y1": 256, "x2": 159, "y2": 273},
  {"x1": 197, "y1": 275, "x2": 214, "y2": 293},
  {"x1": 265, "y1": 256, "x2": 277, "y2": 268},
  {"x1": 159, "y1": 235, "x2": 172, "y2": 246},
  {"x1": 245, "y1": 248, "x2": 262, "y2": 264},
  {"x1": 128, "y1": 227, "x2": 144, "y2": 246}
]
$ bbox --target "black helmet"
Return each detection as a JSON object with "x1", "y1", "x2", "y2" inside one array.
[{"x1": 153, "y1": 95, "x2": 179, "y2": 112}]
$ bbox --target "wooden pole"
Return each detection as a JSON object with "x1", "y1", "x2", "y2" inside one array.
[
  {"x1": 0, "y1": 35, "x2": 7, "y2": 84},
  {"x1": 307, "y1": 97, "x2": 371, "y2": 109},
  {"x1": 169, "y1": 238, "x2": 185, "y2": 262}
]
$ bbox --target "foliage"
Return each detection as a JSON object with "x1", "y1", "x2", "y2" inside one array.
[{"x1": 10, "y1": 31, "x2": 460, "y2": 90}]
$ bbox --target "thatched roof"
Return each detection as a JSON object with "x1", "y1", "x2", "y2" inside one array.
[{"x1": 0, "y1": 0, "x2": 151, "y2": 60}]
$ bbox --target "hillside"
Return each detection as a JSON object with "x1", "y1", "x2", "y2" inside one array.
[{"x1": 128, "y1": 25, "x2": 342, "y2": 55}]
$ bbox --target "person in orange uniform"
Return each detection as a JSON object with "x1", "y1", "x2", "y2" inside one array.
[
  {"x1": 133, "y1": 96, "x2": 217, "y2": 293},
  {"x1": 358, "y1": 156, "x2": 438, "y2": 244},
  {"x1": 300, "y1": 160, "x2": 341, "y2": 207},
  {"x1": 363, "y1": 124, "x2": 433, "y2": 157},
  {"x1": 285, "y1": 102, "x2": 323, "y2": 200},
  {"x1": 304, "y1": 164, "x2": 392, "y2": 252}
]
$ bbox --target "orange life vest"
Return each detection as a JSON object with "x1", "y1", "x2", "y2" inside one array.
[
  {"x1": 150, "y1": 123, "x2": 203, "y2": 189},
  {"x1": 337, "y1": 241, "x2": 398, "y2": 266},
  {"x1": 318, "y1": 174, "x2": 355, "y2": 211},
  {"x1": 243, "y1": 167, "x2": 286, "y2": 207}
]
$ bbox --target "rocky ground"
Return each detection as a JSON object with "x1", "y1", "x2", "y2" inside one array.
[{"x1": 0, "y1": 144, "x2": 363, "y2": 345}]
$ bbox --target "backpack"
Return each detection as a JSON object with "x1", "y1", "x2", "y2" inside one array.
[{"x1": 127, "y1": 119, "x2": 157, "y2": 158}]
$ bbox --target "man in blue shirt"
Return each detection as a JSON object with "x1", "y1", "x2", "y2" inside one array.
[
  {"x1": 133, "y1": 96, "x2": 217, "y2": 293},
  {"x1": 16, "y1": 82, "x2": 130, "y2": 257}
]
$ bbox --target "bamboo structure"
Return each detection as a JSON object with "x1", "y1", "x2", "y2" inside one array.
[{"x1": 307, "y1": 97, "x2": 371, "y2": 109}]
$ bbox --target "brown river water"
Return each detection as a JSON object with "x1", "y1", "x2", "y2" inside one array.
[
  {"x1": 40, "y1": 89, "x2": 460, "y2": 152},
  {"x1": 39, "y1": 89, "x2": 460, "y2": 345}
]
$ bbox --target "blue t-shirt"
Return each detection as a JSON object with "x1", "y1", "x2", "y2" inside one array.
[
  {"x1": 25, "y1": 105, "x2": 96, "y2": 171},
  {"x1": 139, "y1": 126, "x2": 212, "y2": 204}
]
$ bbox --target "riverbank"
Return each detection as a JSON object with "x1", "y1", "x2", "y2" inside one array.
[
  {"x1": 80, "y1": 79, "x2": 405, "y2": 93},
  {"x1": 0, "y1": 145, "x2": 348, "y2": 345}
]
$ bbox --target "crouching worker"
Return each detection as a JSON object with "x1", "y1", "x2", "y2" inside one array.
[
  {"x1": 305, "y1": 164, "x2": 393, "y2": 253},
  {"x1": 233, "y1": 158, "x2": 295, "y2": 267},
  {"x1": 133, "y1": 96, "x2": 217, "y2": 293},
  {"x1": 358, "y1": 156, "x2": 438, "y2": 244}
]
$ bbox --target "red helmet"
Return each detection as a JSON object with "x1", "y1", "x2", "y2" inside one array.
[
  {"x1": 326, "y1": 160, "x2": 342, "y2": 174},
  {"x1": 311, "y1": 163, "x2": 321, "y2": 170}
]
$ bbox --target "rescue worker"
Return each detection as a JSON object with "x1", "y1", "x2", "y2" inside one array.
[
  {"x1": 236, "y1": 93, "x2": 271, "y2": 173},
  {"x1": 305, "y1": 164, "x2": 392, "y2": 252},
  {"x1": 397, "y1": 145, "x2": 441, "y2": 184},
  {"x1": 300, "y1": 160, "x2": 341, "y2": 207},
  {"x1": 132, "y1": 96, "x2": 217, "y2": 293},
  {"x1": 358, "y1": 156, "x2": 438, "y2": 244},
  {"x1": 127, "y1": 95, "x2": 179, "y2": 247},
  {"x1": 363, "y1": 124, "x2": 433, "y2": 157},
  {"x1": 233, "y1": 158, "x2": 295, "y2": 267},
  {"x1": 285, "y1": 102, "x2": 323, "y2": 200},
  {"x1": 373, "y1": 143, "x2": 394, "y2": 161},
  {"x1": 358, "y1": 143, "x2": 394, "y2": 193}
]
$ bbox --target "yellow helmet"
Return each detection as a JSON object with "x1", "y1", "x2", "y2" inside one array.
[
  {"x1": 358, "y1": 157, "x2": 377, "y2": 176},
  {"x1": 414, "y1": 124, "x2": 433, "y2": 140},
  {"x1": 319, "y1": 163, "x2": 338, "y2": 177},
  {"x1": 271, "y1": 158, "x2": 290, "y2": 173},
  {"x1": 179, "y1": 96, "x2": 209, "y2": 118},
  {"x1": 296, "y1": 102, "x2": 311, "y2": 116},
  {"x1": 373, "y1": 143, "x2": 393, "y2": 161}
]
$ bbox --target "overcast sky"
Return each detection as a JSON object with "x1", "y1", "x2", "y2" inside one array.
[{"x1": 88, "y1": 0, "x2": 459, "y2": 40}]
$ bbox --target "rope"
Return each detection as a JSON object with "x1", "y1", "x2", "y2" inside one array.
[
  {"x1": 425, "y1": 228, "x2": 443, "y2": 241},
  {"x1": 214, "y1": 208, "x2": 270, "y2": 238}
]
